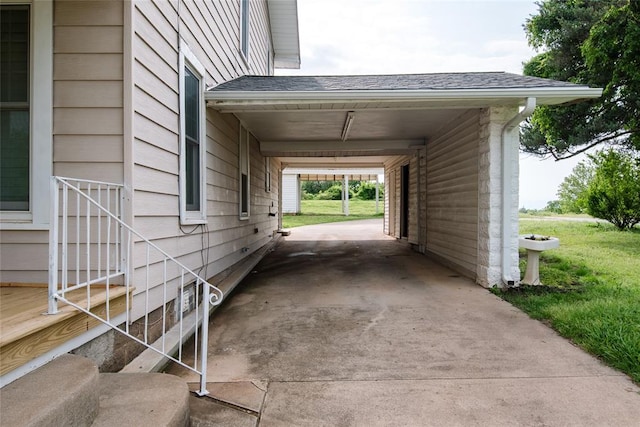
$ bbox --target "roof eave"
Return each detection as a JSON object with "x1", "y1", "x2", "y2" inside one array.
[
  {"x1": 267, "y1": 0, "x2": 301, "y2": 70},
  {"x1": 205, "y1": 87, "x2": 603, "y2": 106}
]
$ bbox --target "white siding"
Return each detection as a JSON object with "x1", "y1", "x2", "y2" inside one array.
[
  {"x1": 282, "y1": 174, "x2": 300, "y2": 214},
  {"x1": 384, "y1": 155, "x2": 416, "y2": 241},
  {"x1": 129, "y1": 0, "x2": 277, "y2": 318},
  {"x1": 425, "y1": 110, "x2": 480, "y2": 278},
  {"x1": 0, "y1": 0, "x2": 125, "y2": 282}
]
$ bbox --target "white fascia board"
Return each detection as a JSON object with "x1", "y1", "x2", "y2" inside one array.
[
  {"x1": 267, "y1": 0, "x2": 301, "y2": 69},
  {"x1": 205, "y1": 87, "x2": 603, "y2": 106}
]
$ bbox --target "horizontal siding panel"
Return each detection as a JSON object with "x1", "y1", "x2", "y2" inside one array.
[
  {"x1": 54, "y1": 26, "x2": 123, "y2": 53},
  {"x1": 54, "y1": 1, "x2": 124, "y2": 26},
  {"x1": 54, "y1": 135, "x2": 123, "y2": 163},
  {"x1": 134, "y1": 114, "x2": 178, "y2": 154},
  {"x1": 133, "y1": 191, "x2": 178, "y2": 217},
  {"x1": 54, "y1": 108, "x2": 123, "y2": 135},
  {"x1": 133, "y1": 164, "x2": 178, "y2": 195},
  {"x1": 53, "y1": 162, "x2": 123, "y2": 183},
  {"x1": 134, "y1": 139, "x2": 178, "y2": 173},
  {"x1": 54, "y1": 54, "x2": 123, "y2": 80},
  {"x1": 54, "y1": 81, "x2": 123, "y2": 108},
  {"x1": 426, "y1": 110, "x2": 480, "y2": 273},
  {"x1": 134, "y1": 87, "x2": 179, "y2": 135}
]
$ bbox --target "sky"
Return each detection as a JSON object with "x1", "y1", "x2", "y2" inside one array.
[{"x1": 276, "y1": 0, "x2": 589, "y2": 209}]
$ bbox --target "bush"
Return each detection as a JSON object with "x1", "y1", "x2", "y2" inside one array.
[
  {"x1": 316, "y1": 184, "x2": 353, "y2": 200},
  {"x1": 355, "y1": 182, "x2": 383, "y2": 200}
]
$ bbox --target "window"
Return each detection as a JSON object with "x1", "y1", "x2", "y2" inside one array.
[
  {"x1": 179, "y1": 42, "x2": 206, "y2": 225},
  {"x1": 240, "y1": 0, "x2": 249, "y2": 61},
  {"x1": 0, "y1": 5, "x2": 30, "y2": 211},
  {"x1": 0, "y1": 1, "x2": 52, "y2": 228},
  {"x1": 264, "y1": 156, "x2": 271, "y2": 192},
  {"x1": 239, "y1": 126, "x2": 250, "y2": 219}
]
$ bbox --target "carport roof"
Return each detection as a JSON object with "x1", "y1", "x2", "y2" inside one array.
[
  {"x1": 210, "y1": 72, "x2": 584, "y2": 92},
  {"x1": 205, "y1": 72, "x2": 601, "y2": 167}
]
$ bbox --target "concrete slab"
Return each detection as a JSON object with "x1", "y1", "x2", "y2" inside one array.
[
  {"x1": 167, "y1": 219, "x2": 640, "y2": 425},
  {"x1": 188, "y1": 381, "x2": 266, "y2": 413},
  {"x1": 189, "y1": 395, "x2": 258, "y2": 427},
  {"x1": 93, "y1": 373, "x2": 189, "y2": 427}
]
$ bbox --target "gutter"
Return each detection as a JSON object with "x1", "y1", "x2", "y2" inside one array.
[
  {"x1": 500, "y1": 97, "x2": 536, "y2": 287},
  {"x1": 205, "y1": 87, "x2": 602, "y2": 104}
]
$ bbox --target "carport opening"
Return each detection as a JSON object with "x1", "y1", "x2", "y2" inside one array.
[{"x1": 282, "y1": 169, "x2": 384, "y2": 219}]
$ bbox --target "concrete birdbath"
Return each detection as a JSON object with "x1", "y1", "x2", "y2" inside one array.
[{"x1": 519, "y1": 234, "x2": 560, "y2": 285}]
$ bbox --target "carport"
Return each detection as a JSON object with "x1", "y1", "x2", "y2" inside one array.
[{"x1": 205, "y1": 72, "x2": 601, "y2": 287}]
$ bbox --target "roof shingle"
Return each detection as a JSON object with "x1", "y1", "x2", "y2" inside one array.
[{"x1": 210, "y1": 72, "x2": 586, "y2": 92}]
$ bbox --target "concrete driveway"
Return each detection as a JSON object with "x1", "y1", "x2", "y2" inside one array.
[{"x1": 167, "y1": 219, "x2": 640, "y2": 426}]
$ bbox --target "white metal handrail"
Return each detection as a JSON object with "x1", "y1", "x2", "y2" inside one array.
[{"x1": 48, "y1": 176, "x2": 223, "y2": 395}]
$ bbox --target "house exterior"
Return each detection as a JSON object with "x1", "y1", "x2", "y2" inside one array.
[{"x1": 0, "y1": 0, "x2": 601, "y2": 387}]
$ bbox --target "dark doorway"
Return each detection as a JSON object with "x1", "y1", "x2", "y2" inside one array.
[{"x1": 400, "y1": 164, "x2": 409, "y2": 238}]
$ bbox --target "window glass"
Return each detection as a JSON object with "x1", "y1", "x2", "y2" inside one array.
[
  {"x1": 184, "y1": 67, "x2": 200, "y2": 211},
  {"x1": 0, "y1": 5, "x2": 30, "y2": 211}
]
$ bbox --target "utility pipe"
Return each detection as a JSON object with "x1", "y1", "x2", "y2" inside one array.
[{"x1": 500, "y1": 97, "x2": 536, "y2": 287}]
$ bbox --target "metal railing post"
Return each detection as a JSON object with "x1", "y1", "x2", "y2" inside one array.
[
  {"x1": 48, "y1": 177, "x2": 59, "y2": 314},
  {"x1": 197, "y1": 281, "x2": 211, "y2": 396}
]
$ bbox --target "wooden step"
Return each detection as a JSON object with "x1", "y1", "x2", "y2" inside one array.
[{"x1": 0, "y1": 283, "x2": 129, "y2": 376}]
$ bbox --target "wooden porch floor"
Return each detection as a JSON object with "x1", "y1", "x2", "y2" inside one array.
[{"x1": 0, "y1": 283, "x2": 128, "y2": 376}]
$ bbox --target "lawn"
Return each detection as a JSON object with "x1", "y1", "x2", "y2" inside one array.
[
  {"x1": 282, "y1": 199, "x2": 383, "y2": 228},
  {"x1": 494, "y1": 220, "x2": 640, "y2": 384}
]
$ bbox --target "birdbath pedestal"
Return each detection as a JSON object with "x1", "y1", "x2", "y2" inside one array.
[{"x1": 519, "y1": 235, "x2": 560, "y2": 285}]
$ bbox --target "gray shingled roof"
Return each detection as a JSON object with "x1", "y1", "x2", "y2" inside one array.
[{"x1": 210, "y1": 72, "x2": 585, "y2": 92}]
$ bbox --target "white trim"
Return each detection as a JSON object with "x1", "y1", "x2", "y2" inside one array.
[
  {"x1": 501, "y1": 97, "x2": 536, "y2": 286},
  {"x1": 0, "y1": 0, "x2": 52, "y2": 230},
  {"x1": 239, "y1": 125, "x2": 250, "y2": 220},
  {"x1": 178, "y1": 40, "x2": 207, "y2": 225},
  {"x1": 206, "y1": 87, "x2": 603, "y2": 104},
  {"x1": 239, "y1": 0, "x2": 250, "y2": 66},
  {"x1": 264, "y1": 156, "x2": 271, "y2": 192}
]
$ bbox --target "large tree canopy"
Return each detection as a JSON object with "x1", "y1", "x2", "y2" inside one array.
[{"x1": 522, "y1": 0, "x2": 640, "y2": 159}]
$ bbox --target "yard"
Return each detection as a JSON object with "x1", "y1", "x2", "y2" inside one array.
[
  {"x1": 282, "y1": 199, "x2": 383, "y2": 228},
  {"x1": 497, "y1": 220, "x2": 640, "y2": 384}
]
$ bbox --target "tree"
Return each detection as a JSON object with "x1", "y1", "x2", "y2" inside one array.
[
  {"x1": 586, "y1": 149, "x2": 640, "y2": 230},
  {"x1": 544, "y1": 200, "x2": 563, "y2": 213},
  {"x1": 556, "y1": 159, "x2": 594, "y2": 213},
  {"x1": 521, "y1": 0, "x2": 640, "y2": 160}
]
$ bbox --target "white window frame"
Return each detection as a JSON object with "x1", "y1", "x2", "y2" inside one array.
[
  {"x1": 264, "y1": 156, "x2": 271, "y2": 192},
  {"x1": 239, "y1": 0, "x2": 249, "y2": 64},
  {"x1": 239, "y1": 125, "x2": 250, "y2": 220},
  {"x1": 0, "y1": 0, "x2": 52, "y2": 230},
  {"x1": 178, "y1": 41, "x2": 207, "y2": 225}
]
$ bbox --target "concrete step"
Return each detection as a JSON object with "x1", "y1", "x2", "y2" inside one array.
[
  {"x1": 0, "y1": 354, "x2": 189, "y2": 427},
  {"x1": 92, "y1": 373, "x2": 189, "y2": 427},
  {"x1": 0, "y1": 354, "x2": 99, "y2": 427}
]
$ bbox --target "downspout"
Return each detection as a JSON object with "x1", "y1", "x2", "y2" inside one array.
[{"x1": 500, "y1": 97, "x2": 536, "y2": 286}]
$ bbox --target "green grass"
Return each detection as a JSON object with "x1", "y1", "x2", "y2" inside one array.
[
  {"x1": 494, "y1": 220, "x2": 640, "y2": 384},
  {"x1": 282, "y1": 199, "x2": 383, "y2": 228}
]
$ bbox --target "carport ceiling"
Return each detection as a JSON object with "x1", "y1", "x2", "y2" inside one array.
[{"x1": 205, "y1": 72, "x2": 602, "y2": 164}]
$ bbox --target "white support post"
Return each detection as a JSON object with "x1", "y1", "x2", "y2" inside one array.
[
  {"x1": 198, "y1": 282, "x2": 211, "y2": 396},
  {"x1": 344, "y1": 175, "x2": 350, "y2": 216},
  {"x1": 48, "y1": 177, "x2": 59, "y2": 314},
  {"x1": 375, "y1": 175, "x2": 379, "y2": 214}
]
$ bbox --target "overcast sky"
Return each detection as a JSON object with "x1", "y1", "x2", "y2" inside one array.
[{"x1": 277, "y1": 0, "x2": 588, "y2": 209}]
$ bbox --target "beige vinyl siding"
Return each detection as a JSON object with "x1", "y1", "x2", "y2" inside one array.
[
  {"x1": 0, "y1": 0, "x2": 124, "y2": 283},
  {"x1": 384, "y1": 155, "x2": 416, "y2": 241},
  {"x1": 425, "y1": 110, "x2": 480, "y2": 277},
  {"x1": 130, "y1": 0, "x2": 277, "y2": 318}
]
